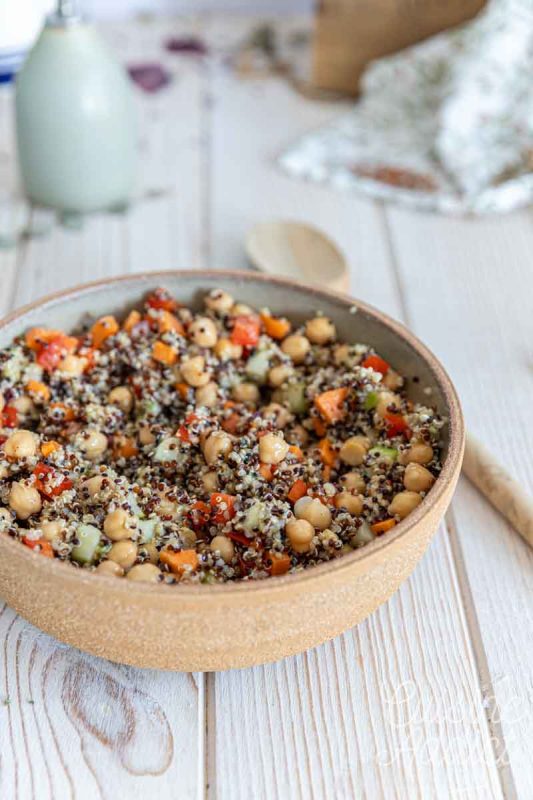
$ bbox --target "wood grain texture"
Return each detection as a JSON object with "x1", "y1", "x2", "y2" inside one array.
[{"x1": 385, "y1": 206, "x2": 533, "y2": 798}]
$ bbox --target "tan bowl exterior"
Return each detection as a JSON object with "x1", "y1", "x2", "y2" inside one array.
[{"x1": 0, "y1": 271, "x2": 464, "y2": 671}]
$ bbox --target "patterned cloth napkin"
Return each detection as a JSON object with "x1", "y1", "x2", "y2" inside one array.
[{"x1": 280, "y1": 0, "x2": 533, "y2": 214}]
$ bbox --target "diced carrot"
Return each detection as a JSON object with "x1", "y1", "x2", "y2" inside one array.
[
  {"x1": 22, "y1": 536, "x2": 54, "y2": 558},
  {"x1": 113, "y1": 436, "x2": 138, "y2": 459},
  {"x1": 371, "y1": 518, "x2": 396, "y2": 534},
  {"x1": 157, "y1": 310, "x2": 185, "y2": 336},
  {"x1": 259, "y1": 463, "x2": 273, "y2": 481},
  {"x1": 288, "y1": 445, "x2": 303, "y2": 461},
  {"x1": 187, "y1": 500, "x2": 211, "y2": 529},
  {"x1": 41, "y1": 440, "x2": 61, "y2": 457},
  {"x1": 175, "y1": 382, "x2": 191, "y2": 400},
  {"x1": 362, "y1": 355, "x2": 390, "y2": 374},
  {"x1": 152, "y1": 341, "x2": 177, "y2": 366},
  {"x1": 269, "y1": 552, "x2": 291, "y2": 576},
  {"x1": 210, "y1": 493, "x2": 237, "y2": 523},
  {"x1": 314, "y1": 387, "x2": 349, "y2": 424},
  {"x1": 230, "y1": 316, "x2": 261, "y2": 347},
  {"x1": 313, "y1": 417, "x2": 327, "y2": 437},
  {"x1": 318, "y1": 438, "x2": 337, "y2": 467},
  {"x1": 25, "y1": 327, "x2": 62, "y2": 351},
  {"x1": 288, "y1": 479, "x2": 308, "y2": 504},
  {"x1": 49, "y1": 402, "x2": 75, "y2": 422},
  {"x1": 123, "y1": 309, "x2": 141, "y2": 332},
  {"x1": 26, "y1": 380, "x2": 50, "y2": 403},
  {"x1": 91, "y1": 315, "x2": 119, "y2": 348},
  {"x1": 322, "y1": 465, "x2": 332, "y2": 481},
  {"x1": 260, "y1": 313, "x2": 291, "y2": 340},
  {"x1": 160, "y1": 549, "x2": 199, "y2": 575}
]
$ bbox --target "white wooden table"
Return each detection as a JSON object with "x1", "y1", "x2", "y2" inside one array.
[{"x1": 0, "y1": 14, "x2": 532, "y2": 800}]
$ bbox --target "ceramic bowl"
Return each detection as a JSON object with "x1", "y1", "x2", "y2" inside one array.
[{"x1": 0, "y1": 271, "x2": 464, "y2": 671}]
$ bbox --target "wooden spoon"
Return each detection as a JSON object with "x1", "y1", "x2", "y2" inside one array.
[
  {"x1": 246, "y1": 220, "x2": 349, "y2": 294},
  {"x1": 246, "y1": 220, "x2": 533, "y2": 549}
]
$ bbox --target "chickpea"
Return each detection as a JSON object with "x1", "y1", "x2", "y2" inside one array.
[
  {"x1": 404, "y1": 463, "x2": 435, "y2": 492},
  {"x1": 189, "y1": 316, "x2": 218, "y2": 348},
  {"x1": 333, "y1": 344, "x2": 351, "y2": 365},
  {"x1": 335, "y1": 492, "x2": 363, "y2": 515},
  {"x1": 181, "y1": 356, "x2": 210, "y2": 388},
  {"x1": 281, "y1": 334, "x2": 310, "y2": 365},
  {"x1": 400, "y1": 442, "x2": 434, "y2": 466},
  {"x1": 195, "y1": 382, "x2": 218, "y2": 408},
  {"x1": 78, "y1": 429, "x2": 108, "y2": 460},
  {"x1": 41, "y1": 519, "x2": 65, "y2": 542},
  {"x1": 259, "y1": 432, "x2": 289, "y2": 465},
  {"x1": 82, "y1": 474, "x2": 114, "y2": 497},
  {"x1": 230, "y1": 303, "x2": 254, "y2": 316},
  {"x1": 203, "y1": 431, "x2": 233, "y2": 465},
  {"x1": 108, "y1": 540, "x2": 138, "y2": 570},
  {"x1": 9, "y1": 482, "x2": 42, "y2": 520},
  {"x1": 140, "y1": 542, "x2": 159, "y2": 564},
  {"x1": 268, "y1": 364, "x2": 293, "y2": 387},
  {"x1": 58, "y1": 354, "x2": 87, "y2": 376},
  {"x1": 179, "y1": 526, "x2": 197, "y2": 549},
  {"x1": 126, "y1": 563, "x2": 161, "y2": 582},
  {"x1": 139, "y1": 424, "x2": 156, "y2": 446},
  {"x1": 389, "y1": 490, "x2": 422, "y2": 519},
  {"x1": 108, "y1": 386, "x2": 133, "y2": 414},
  {"x1": 285, "y1": 518, "x2": 314, "y2": 553},
  {"x1": 340, "y1": 472, "x2": 366, "y2": 494},
  {"x1": 232, "y1": 382, "x2": 260, "y2": 405},
  {"x1": 158, "y1": 493, "x2": 178, "y2": 518},
  {"x1": 211, "y1": 535, "x2": 235, "y2": 563},
  {"x1": 375, "y1": 391, "x2": 401, "y2": 418},
  {"x1": 214, "y1": 338, "x2": 242, "y2": 361},
  {"x1": 95, "y1": 560, "x2": 124, "y2": 577},
  {"x1": 305, "y1": 317, "x2": 336, "y2": 345},
  {"x1": 103, "y1": 509, "x2": 136, "y2": 541},
  {"x1": 13, "y1": 396, "x2": 35, "y2": 418},
  {"x1": 339, "y1": 436, "x2": 370, "y2": 467},
  {"x1": 383, "y1": 369, "x2": 404, "y2": 391},
  {"x1": 4, "y1": 430, "x2": 38, "y2": 459},
  {"x1": 202, "y1": 471, "x2": 219, "y2": 492},
  {"x1": 262, "y1": 403, "x2": 293, "y2": 429},
  {"x1": 294, "y1": 496, "x2": 332, "y2": 530},
  {"x1": 205, "y1": 288, "x2": 234, "y2": 313}
]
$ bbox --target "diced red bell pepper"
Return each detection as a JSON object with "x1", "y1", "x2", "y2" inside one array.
[
  {"x1": 362, "y1": 354, "x2": 390, "y2": 374},
  {"x1": 187, "y1": 500, "x2": 211, "y2": 530},
  {"x1": 287, "y1": 479, "x2": 308, "y2": 504},
  {"x1": 1, "y1": 406, "x2": 18, "y2": 428},
  {"x1": 384, "y1": 412, "x2": 409, "y2": 438},
  {"x1": 210, "y1": 493, "x2": 236, "y2": 524},
  {"x1": 146, "y1": 288, "x2": 178, "y2": 312},
  {"x1": 36, "y1": 334, "x2": 77, "y2": 372},
  {"x1": 230, "y1": 316, "x2": 261, "y2": 347},
  {"x1": 22, "y1": 536, "x2": 54, "y2": 558},
  {"x1": 227, "y1": 530, "x2": 252, "y2": 547},
  {"x1": 33, "y1": 462, "x2": 73, "y2": 499}
]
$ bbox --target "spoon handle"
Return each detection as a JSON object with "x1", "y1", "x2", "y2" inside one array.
[{"x1": 463, "y1": 432, "x2": 533, "y2": 549}]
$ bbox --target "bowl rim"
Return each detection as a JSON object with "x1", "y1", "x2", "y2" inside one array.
[{"x1": 0, "y1": 269, "x2": 464, "y2": 599}]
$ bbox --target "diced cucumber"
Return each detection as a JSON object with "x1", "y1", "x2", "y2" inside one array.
[
  {"x1": 245, "y1": 350, "x2": 271, "y2": 384},
  {"x1": 153, "y1": 437, "x2": 185, "y2": 464},
  {"x1": 138, "y1": 518, "x2": 160, "y2": 544},
  {"x1": 72, "y1": 524, "x2": 101, "y2": 564},
  {"x1": 243, "y1": 500, "x2": 267, "y2": 534},
  {"x1": 369, "y1": 444, "x2": 398, "y2": 463},
  {"x1": 281, "y1": 382, "x2": 308, "y2": 414},
  {"x1": 364, "y1": 391, "x2": 378, "y2": 411}
]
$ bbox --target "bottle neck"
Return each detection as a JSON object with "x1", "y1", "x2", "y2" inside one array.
[{"x1": 46, "y1": 0, "x2": 83, "y2": 27}]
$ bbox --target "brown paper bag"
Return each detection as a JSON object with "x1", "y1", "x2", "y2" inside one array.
[{"x1": 312, "y1": 0, "x2": 486, "y2": 96}]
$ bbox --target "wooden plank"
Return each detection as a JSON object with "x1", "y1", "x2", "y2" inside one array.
[
  {"x1": 0, "y1": 18, "x2": 209, "y2": 800},
  {"x1": 386, "y1": 205, "x2": 533, "y2": 798},
  {"x1": 207, "y1": 16, "x2": 502, "y2": 799}
]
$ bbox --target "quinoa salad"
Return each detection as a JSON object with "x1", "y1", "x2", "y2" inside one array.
[{"x1": 0, "y1": 287, "x2": 444, "y2": 584}]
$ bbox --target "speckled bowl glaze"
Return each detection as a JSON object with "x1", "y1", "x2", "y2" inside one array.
[{"x1": 0, "y1": 271, "x2": 464, "y2": 671}]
